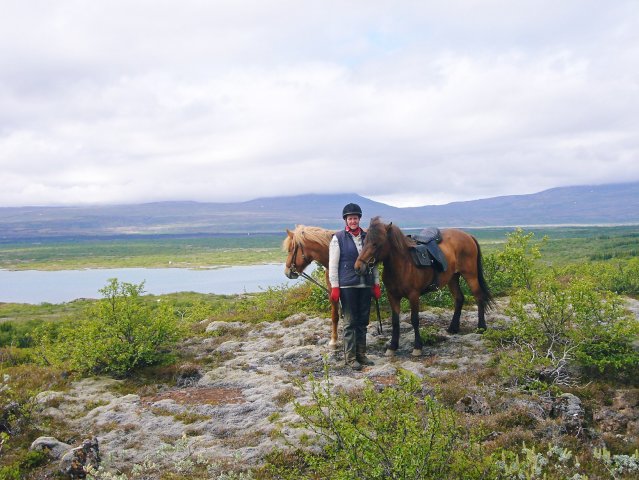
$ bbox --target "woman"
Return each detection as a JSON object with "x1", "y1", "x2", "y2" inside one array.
[{"x1": 328, "y1": 203, "x2": 381, "y2": 370}]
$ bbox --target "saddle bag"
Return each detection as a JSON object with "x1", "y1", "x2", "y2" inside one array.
[{"x1": 407, "y1": 227, "x2": 448, "y2": 272}]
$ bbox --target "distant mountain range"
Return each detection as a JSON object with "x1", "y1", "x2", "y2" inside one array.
[{"x1": 1, "y1": 182, "x2": 638, "y2": 240}]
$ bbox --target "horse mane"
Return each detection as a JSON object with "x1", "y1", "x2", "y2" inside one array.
[
  {"x1": 282, "y1": 225, "x2": 336, "y2": 251},
  {"x1": 368, "y1": 216, "x2": 416, "y2": 251}
]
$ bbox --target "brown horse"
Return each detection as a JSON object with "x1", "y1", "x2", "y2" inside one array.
[
  {"x1": 283, "y1": 225, "x2": 339, "y2": 347},
  {"x1": 354, "y1": 217, "x2": 492, "y2": 356}
]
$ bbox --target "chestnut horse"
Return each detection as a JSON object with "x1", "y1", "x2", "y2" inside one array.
[
  {"x1": 283, "y1": 225, "x2": 339, "y2": 347},
  {"x1": 354, "y1": 217, "x2": 492, "y2": 356}
]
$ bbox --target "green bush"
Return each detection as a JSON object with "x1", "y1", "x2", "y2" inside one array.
[
  {"x1": 483, "y1": 228, "x2": 547, "y2": 296},
  {"x1": 292, "y1": 364, "x2": 498, "y2": 479},
  {"x1": 36, "y1": 279, "x2": 182, "y2": 377},
  {"x1": 0, "y1": 438, "x2": 48, "y2": 480},
  {"x1": 0, "y1": 320, "x2": 44, "y2": 348},
  {"x1": 486, "y1": 276, "x2": 639, "y2": 388}
]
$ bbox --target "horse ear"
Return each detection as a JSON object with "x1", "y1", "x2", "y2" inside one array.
[
  {"x1": 386, "y1": 222, "x2": 393, "y2": 232},
  {"x1": 286, "y1": 229, "x2": 293, "y2": 238}
]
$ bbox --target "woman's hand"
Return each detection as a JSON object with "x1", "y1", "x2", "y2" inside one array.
[{"x1": 330, "y1": 287, "x2": 340, "y2": 303}]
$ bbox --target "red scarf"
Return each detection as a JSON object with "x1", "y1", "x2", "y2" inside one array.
[{"x1": 346, "y1": 226, "x2": 361, "y2": 236}]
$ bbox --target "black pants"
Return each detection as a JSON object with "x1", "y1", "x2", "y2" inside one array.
[{"x1": 340, "y1": 287, "x2": 372, "y2": 356}]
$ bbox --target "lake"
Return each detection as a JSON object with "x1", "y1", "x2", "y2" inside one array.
[{"x1": 0, "y1": 264, "x2": 315, "y2": 304}]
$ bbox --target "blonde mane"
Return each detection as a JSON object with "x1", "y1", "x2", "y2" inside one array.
[{"x1": 282, "y1": 225, "x2": 336, "y2": 251}]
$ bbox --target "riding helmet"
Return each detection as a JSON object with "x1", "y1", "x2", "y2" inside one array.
[{"x1": 342, "y1": 203, "x2": 362, "y2": 219}]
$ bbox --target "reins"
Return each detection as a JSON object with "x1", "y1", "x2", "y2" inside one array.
[
  {"x1": 361, "y1": 253, "x2": 383, "y2": 335},
  {"x1": 289, "y1": 236, "x2": 344, "y2": 319}
]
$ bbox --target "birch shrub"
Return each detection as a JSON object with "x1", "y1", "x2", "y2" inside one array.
[
  {"x1": 291, "y1": 366, "x2": 499, "y2": 480},
  {"x1": 35, "y1": 279, "x2": 182, "y2": 377},
  {"x1": 485, "y1": 277, "x2": 639, "y2": 389}
]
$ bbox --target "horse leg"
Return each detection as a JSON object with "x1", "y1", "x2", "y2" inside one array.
[
  {"x1": 329, "y1": 300, "x2": 339, "y2": 348},
  {"x1": 409, "y1": 294, "x2": 423, "y2": 356},
  {"x1": 446, "y1": 274, "x2": 464, "y2": 334},
  {"x1": 385, "y1": 295, "x2": 402, "y2": 357},
  {"x1": 465, "y1": 276, "x2": 488, "y2": 331}
]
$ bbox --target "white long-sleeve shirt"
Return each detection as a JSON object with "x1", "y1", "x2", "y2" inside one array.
[{"x1": 328, "y1": 231, "x2": 380, "y2": 288}]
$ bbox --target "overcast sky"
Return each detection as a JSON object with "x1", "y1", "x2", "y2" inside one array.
[{"x1": 1, "y1": 1, "x2": 638, "y2": 208}]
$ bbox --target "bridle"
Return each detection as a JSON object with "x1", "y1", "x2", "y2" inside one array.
[
  {"x1": 288, "y1": 236, "x2": 311, "y2": 278},
  {"x1": 287, "y1": 234, "x2": 331, "y2": 296},
  {"x1": 362, "y1": 253, "x2": 377, "y2": 274}
]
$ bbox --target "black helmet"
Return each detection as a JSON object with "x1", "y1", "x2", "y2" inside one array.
[{"x1": 342, "y1": 203, "x2": 362, "y2": 219}]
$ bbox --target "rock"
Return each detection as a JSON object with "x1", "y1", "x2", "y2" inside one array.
[
  {"x1": 30, "y1": 436, "x2": 72, "y2": 459},
  {"x1": 552, "y1": 393, "x2": 585, "y2": 436},
  {"x1": 35, "y1": 390, "x2": 65, "y2": 405},
  {"x1": 59, "y1": 437, "x2": 100, "y2": 479},
  {"x1": 455, "y1": 394, "x2": 492, "y2": 415},
  {"x1": 176, "y1": 363, "x2": 202, "y2": 387},
  {"x1": 205, "y1": 321, "x2": 245, "y2": 333},
  {"x1": 593, "y1": 389, "x2": 639, "y2": 436},
  {"x1": 0, "y1": 401, "x2": 20, "y2": 434}
]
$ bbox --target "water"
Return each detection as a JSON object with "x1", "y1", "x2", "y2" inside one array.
[{"x1": 0, "y1": 264, "x2": 315, "y2": 304}]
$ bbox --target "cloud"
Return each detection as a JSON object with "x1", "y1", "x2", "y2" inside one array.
[{"x1": 1, "y1": 1, "x2": 638, "y2": 207}]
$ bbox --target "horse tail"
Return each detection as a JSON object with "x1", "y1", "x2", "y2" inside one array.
[{"x1": 473, "y1": 236, "x2": 494, "y2": 309}]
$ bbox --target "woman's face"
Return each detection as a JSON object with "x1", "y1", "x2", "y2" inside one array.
[{"x1": 345, "y1": 215, "x2": 360, "y2": 230}]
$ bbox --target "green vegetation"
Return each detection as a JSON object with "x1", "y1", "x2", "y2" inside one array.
[
  {"x1": 486, "y1": 276, "x2": 639, "y2": 389},
  {"x1": 1, "y1": 225, "x2": 639, "y2": 478},
  {"x1": 287, "y1": 367, "x2": 498, "y2": 479},
  {"x1": 0, "y1": 234, "x2": 286, "y2": 270},
  {"x1": 33, "y1": 279, "x2": 183, "y2": 376},
  {"x1": 1, "y1": 225, "x2": 639, "y2": 271},
  {"x1": 257, "y1": 365, "x2": 639, "y2": 479}
]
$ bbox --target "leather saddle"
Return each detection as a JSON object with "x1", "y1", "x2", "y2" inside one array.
[{"x1": 407, "y1": 227, "x2": 448, "y2": 271}]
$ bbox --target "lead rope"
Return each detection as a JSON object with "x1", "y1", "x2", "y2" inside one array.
[
  {"x1": 363, "y1": 256, "x2": 383, "y2": 335},
  {"x1": 299, "y1": 270, "x2": 344, "y2": 319},
  {"x1": 374, "y1": 297, "x2": 383, "y2": 335}
]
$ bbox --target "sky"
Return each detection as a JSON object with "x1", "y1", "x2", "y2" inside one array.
[{"x1": 1, "y1": 1, "x2": 638, "y2": 208}]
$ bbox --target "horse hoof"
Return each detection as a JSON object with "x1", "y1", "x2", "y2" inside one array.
[
  {"x1": 447, "y1": 328, "x2": 459, "y2": 335},
  {"x1": 328, "y1": 340, "x2": 339, "y2": 350},
  {"x1": 411, "y1": 348, "x2": 422, "y2": 357},
  {"x1": 385, "y1": 349, "x2": 396, "y2": 358}
]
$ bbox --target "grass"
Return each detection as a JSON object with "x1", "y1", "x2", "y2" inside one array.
[
  {"x1": 0, "y1": 235, "x2": 286, "y2": 270},
  {"x1": 2, "y1": 225, "x2": 638, "y2": 271}
]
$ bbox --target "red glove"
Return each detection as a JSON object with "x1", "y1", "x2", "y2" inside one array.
[
  {"x1": 372, "y1": 284, "x2": 382, "y2": 300},
  {"x1": 330, "y1": 287, "x2": 340, "y2": 303}
]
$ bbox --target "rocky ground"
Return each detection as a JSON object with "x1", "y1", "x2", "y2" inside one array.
[{"x1": 29, "y1": 299, "x2": 639, "y2": 477}]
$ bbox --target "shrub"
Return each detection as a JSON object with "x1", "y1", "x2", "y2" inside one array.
[
  {"x1": 0, "y1": 319, "x2": 44, "y2": 348},
  {"x1": 36, "y1": 279, "x2": 182, "y2": 377},
  {"x1": 486, "y1": 276, "x2": 639, "y2": 388},
  {"x1": 483, "y1": 228, "x2": 547, "y2": 296},
  {"x1": 292, "y1": 364, "x2": 499, "y2": 479}
]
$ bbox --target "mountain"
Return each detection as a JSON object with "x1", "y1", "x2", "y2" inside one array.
[{"x1": 1, "y1": 182, "x2": 638, "y2": 239}]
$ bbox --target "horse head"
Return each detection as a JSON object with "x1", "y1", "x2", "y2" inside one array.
[
  {"x1": 284, "y1": 229, "x2": 309, "y2": 279},
  {"x1": 354, "y1": 216, "x2": 392, "y2": 275}
]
